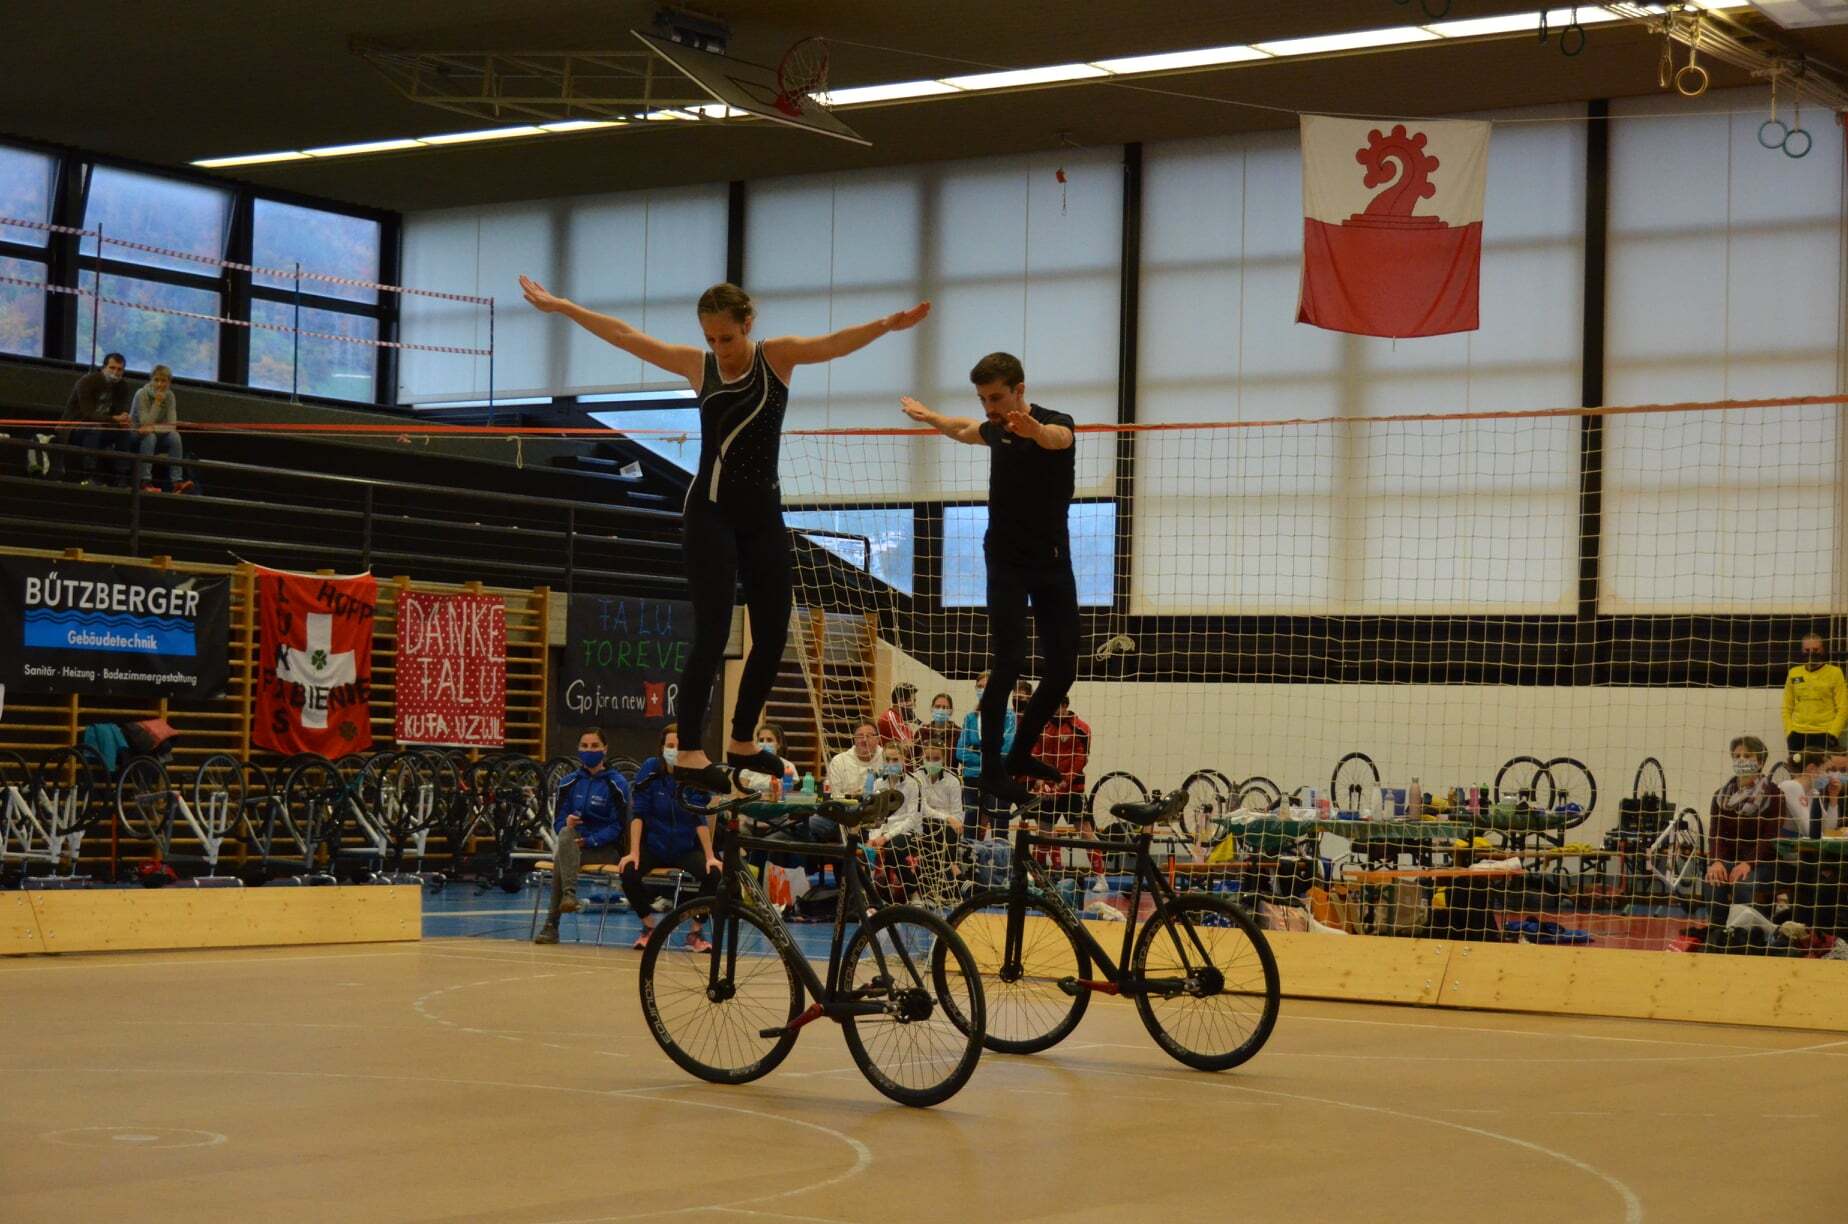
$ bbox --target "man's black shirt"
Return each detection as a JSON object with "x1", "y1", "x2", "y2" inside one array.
[{"x1": 979, "y1": 403, "x2": 1075, "y2": 566}]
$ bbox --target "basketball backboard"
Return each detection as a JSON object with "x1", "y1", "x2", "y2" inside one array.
[{"x1": 632, "y1": 31, "x2": 871, "y2": 146}]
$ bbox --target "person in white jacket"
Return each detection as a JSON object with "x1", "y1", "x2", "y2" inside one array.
[{"x1": 915, "y1": 743, "x2": 964, "y2": 835}]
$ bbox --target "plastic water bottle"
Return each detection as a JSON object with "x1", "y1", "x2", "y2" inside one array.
[
  {"x1": 801, "y1": 772, "x2": 816, "y2": 797},
  {"x1": 863, "y1": 769, "x2": 876, "y2": 800}
]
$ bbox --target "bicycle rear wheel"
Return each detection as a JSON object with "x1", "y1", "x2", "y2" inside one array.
[
  {"x1": 638, "y1": 897, "x2": 802, "y2": 1086},
  {"x1": 1132, "y1": 893, "x2": 1279, "y2": 1072},
  {"x1": 116, "y1": 755, "x2": 174, "y2": 843},
  {"x1": 941, "y1": 889, "x2": 1089, "y2": 1054},
  {"x1": 842, "y1": 904, "x2": 984, "y2": 1108}
]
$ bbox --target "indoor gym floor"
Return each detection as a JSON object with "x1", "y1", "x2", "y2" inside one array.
[{"x1": 4, "y1": 898, "x2": 1845, "y2": 1224}]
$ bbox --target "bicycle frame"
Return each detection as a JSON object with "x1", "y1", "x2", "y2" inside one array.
[
  {"x1": 2, "y1": 783, "x2": 72, "y2": 870},
  {"x1": 709, "y1": 807, "x2": 925, "y2": 1033},
  {"x1": 1002, "y1": 821, "x2": 1217, "y2": 999}
]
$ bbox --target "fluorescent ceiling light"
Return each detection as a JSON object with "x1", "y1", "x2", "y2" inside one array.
[
  {"x1": 419, "y1": 125, "x2": 547, "y2": 145},
  {"x1": 1428, "y1": 8, "x2": 1627, "y2": 38},
  {"x1": 1256, "y1": 27, "x2": 1440, "y2": 56},
  {"x1": 941, "y1": 63, "x2": 1109, "y2": 90},
  {"x1": 1090, "y1": 45, "x2": 1271, "y2": 74},
  {"x1": 539, "y1": 119, "x2": 625, "y2": 132},
  {"x1": 820, "y1": 79, "x2": 964, "y2": 105},
  {"x1": 643, "y1": 108, "x2": 699, "y2": 121},
  {"x1": 191, "y1": 150, "x2": 313, "y2": 168},
  {"x1": 303, "y1": 138, "x2": 428, "y2": 157}
]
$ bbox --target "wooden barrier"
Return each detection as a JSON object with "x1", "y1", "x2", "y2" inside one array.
[
  {"x1": 20, "y1": 884, "x2": 420, "y2": 955},
  {"x1": 958, "y1": 910, "x2": 1847, "y2": 1033},
  {"x1": 1435, "y1": 939, "x2": 1848, "y2": 1032}
]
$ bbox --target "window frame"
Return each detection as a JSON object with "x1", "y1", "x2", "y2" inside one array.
[{"x1": 0, "y1": 133, "x2": 399, "y2": 404}]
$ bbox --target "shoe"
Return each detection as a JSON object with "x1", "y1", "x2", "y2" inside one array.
[
  {"x1": 534, "y1": 926, "x2": 559, "y2": 945},
  {"x1": 141, "y1": 484, "x2": 161, "y2": 494},
  {"x1": 685, "y1": 932, "x2": 712, "y2": 953},
  {"x1": 726, "y1": 748, "x2": 785, "y2": 775},
  {"x1": 631, "y1": 930, "x2": 651, "y2": 950},
  {"x1": 1006, "y1": 754, "x2": 1063, "y2": 783},
  {"x1": 560, "y1": 891, "x2": 579, "y2": 914},
  {"x1": 174, "y1": 480, "x2": 194, "y2": 494}
]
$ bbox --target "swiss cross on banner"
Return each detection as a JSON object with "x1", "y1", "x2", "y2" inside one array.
[
  {"x1": 254, "y1": 567, "x2": 376, "y2": 756},
  {"x1": 1297, "y1": 115, "x2": 1490, "y2": 338}
]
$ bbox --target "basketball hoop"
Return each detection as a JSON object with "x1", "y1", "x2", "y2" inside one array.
[{"x1": 775, "y1": 36, "x2": 829, "y2": 116}]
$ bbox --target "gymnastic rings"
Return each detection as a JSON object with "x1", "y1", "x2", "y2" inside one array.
[
  {"x1": 1674, "y1": 13, "x2": 1709, "y2": 97},
  {"x1": 1538, "y1": 7, "x2": 1586, "y2": 57},
  {"x1": 1759, "y1": 120, "x2": 1813, "y2": 158}
]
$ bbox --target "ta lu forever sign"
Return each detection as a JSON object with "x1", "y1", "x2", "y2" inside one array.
[
  {"x1": 394, "y1": 591, "x2": 506, "y2": 748},
  {"x1": 559, "y1": 594, "x2": 692, "y2": 728}
]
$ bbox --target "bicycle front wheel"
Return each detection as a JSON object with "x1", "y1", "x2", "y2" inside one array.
[
  {"x1": 638, "y1": 898, "x2": 802, "y2": 1086},
  {"x1": 1132, "y1": 893, "x2": 1279, "y2": 1072},
  {"x1": 942, "y1": 889, "x2": 1090, "y2": 1055},
  {"x1": 842, "y1": 905, "x2": 984, "y2": 1108}
]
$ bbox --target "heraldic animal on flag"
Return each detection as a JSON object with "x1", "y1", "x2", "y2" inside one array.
[{"x1": 1297, "y1": 114, "x2": 1491, "y2": 339}]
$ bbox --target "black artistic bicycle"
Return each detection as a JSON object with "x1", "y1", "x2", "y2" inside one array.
[
  {"x1": 637, "y1": 788, "x2": 986, "y2": 1108},
  {"x1": 941, "y1": 789, "x2": 1280, "y2": 1071}
]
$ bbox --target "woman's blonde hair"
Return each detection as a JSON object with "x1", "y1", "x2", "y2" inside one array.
[{"x1": 150, "y1": 364, "x2": 172, "y2": 381}]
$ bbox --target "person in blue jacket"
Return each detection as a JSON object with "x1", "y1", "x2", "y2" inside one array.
[
  {"x1": 620, "y1": 724, "x2": 724, "y2": 950},
  {"x1": 536, "y1": 727, "x2": 632, "y2": 944},
  {"x1": 956, "y1": 671, "x2": 1021, "y2": 838}
]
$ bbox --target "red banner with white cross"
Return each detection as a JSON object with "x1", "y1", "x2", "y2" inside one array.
[
  {"x1": 253, "y1": 568, "x2": 376, "y2": 756},
  {"x1": 393, "y1": 591, "x2": 506, "y2": 749}
]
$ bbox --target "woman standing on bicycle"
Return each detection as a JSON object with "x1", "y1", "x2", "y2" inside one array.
[{"x1": 521, "y1": 274, "x2": 929, "y2": 791}]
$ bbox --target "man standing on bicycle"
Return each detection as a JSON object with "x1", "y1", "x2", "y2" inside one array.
[{"x1": 902, "y1": 352, "x2": 1078, "y2": 809}]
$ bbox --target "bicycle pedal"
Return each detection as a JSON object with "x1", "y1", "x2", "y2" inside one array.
[{"x1": 757, "y1": 1026, "x2": 790, "y2": 1039}]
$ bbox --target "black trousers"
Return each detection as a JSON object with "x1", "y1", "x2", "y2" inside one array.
[
  {"x1": 618, "y1": 846, "x2": 719, "y2": 917},
  {"x1": 979, "y1": 551, "x2": 1079, "y2": 764},
  {"x1": 1788, "y1": 731, "x2": 1837, "y2": 759},
  {"x1": 678, "y1": 497, "x2": 792, "y2": 745}
]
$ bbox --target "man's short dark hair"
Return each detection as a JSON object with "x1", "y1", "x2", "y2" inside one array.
[
  {"x1": 580, "y1": 726, "x2": 607, "y2": 746},
  {"x1": 892, "y1": 683, "x2": 917, "y2": 703},
  {"x1": 102, "y1": 352, "x2": 125, "y2": 367},
  {"x1": 969, "y1": 352, "x2": 1025, "y2": 389},
  {"x1": 854, "y1": 718, "x2": 879, "y2": 736}
]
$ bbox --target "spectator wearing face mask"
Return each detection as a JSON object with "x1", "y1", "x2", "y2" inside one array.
[
  {"x1": 1779, "y1": 751, "x2": 1844, "y2": 841},
  {"x1": 1705, "y1": 734, "x2": 1784, "y2": 924},
  {"x1": 619, "y1": 723, "x2": 722, "y2": 951},
  {"x1": 536, "y1": 727, "x2": 633, "y2": 944},
  {"x1": 735, "y1": 721, "x2": 799, "y2": 796},
  {"x1": 877, "y1": 683, "x2": 920, "y2": 760},
  {"x1": 919, "y1": 692, "x2": 960, "y2": 758},
  {"x1": 915, "y1": 743, "x2": 965, "y2": 834},
  {"x1": 1783, "y1": 634, "x2": 1847, "y2": 758},
  {"x1": 57, "y1": 352, "x2": 134, "y2": 484},
  {"x1": 957, "y1": 670, "x2": 1017, "y2": 836}
]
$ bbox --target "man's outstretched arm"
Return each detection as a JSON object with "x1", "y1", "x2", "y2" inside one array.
[{"x1": 901, "y1": 395, "x2": 984, "y2": 445}]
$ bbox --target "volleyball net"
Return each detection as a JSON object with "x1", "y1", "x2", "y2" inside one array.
[{"x1": 778, "y1": 396, "x2": 1848, "y2": 955}]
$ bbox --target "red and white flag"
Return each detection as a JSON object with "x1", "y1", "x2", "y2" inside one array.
[
  {"x1": 254, "y1": 568, "x2": 376, "y2": 756},
  {"x1": 1297, "y1": 115, "x2": 1490, "y2": 338}
]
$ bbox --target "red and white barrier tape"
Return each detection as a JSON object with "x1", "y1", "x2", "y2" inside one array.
[
  {"x1": 0, "y1": 214, "x2": 493, "y2": 305},
  {"x1": 0, "y1": 273, "x2": 490, "y2": 356}
]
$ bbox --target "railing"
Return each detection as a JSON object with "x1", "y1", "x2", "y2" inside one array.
[{"x1": 0, "y1": 433, "x2": 686, "y2": 599}]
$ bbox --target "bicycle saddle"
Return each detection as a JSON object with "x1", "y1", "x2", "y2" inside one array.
[
  {"x1": 820, "y1": 787, "x2": 904, "y2": 829},
  {"x1": 1110, "y1": 789, "x2": 1187, "y2": 826}
]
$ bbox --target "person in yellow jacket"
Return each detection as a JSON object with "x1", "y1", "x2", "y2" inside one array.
[{"x1": 1783, "y1": 633, "x2": 1848, "y2": 757}]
